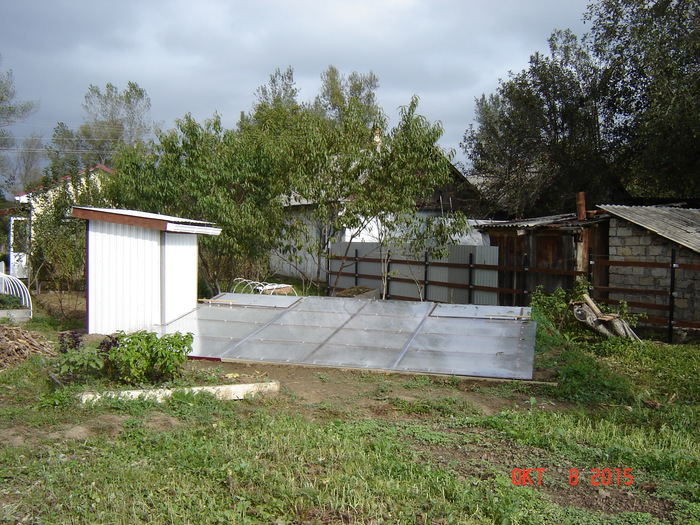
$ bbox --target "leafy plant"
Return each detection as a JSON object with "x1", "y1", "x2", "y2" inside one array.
[
  {"x1": 106, "y1": 331, "x2": 192, "y2": 385},
  {"x1": 0, "y1": 294, "x2": 23, "y2": 309},
  {"x1": 52, "y1": 331, "x2": 192, "y2": 386},
  {"x1": 57, "y1": 330, "x2": 83, "y2": 353},
  {"x1": 54, "y1": 346, "x2": 105, "y2": 380}
]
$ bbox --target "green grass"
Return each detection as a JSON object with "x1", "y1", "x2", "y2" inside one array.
[{"x1": 1, "y1": 293, "x2": 700, "y2": 524}]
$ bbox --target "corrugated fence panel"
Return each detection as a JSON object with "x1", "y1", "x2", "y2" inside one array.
[{"x1": 330, "y1": 243, "x2": 499, "y2": 305}]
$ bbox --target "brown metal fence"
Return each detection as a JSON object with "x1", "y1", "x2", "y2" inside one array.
[
  {"x1": 328, "y1": 244, "x2": 699, "y2": 341},
  {"x1": 588, "y1": 249, "x2": 700, "y2": 341}
]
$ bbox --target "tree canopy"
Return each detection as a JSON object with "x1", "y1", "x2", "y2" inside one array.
[
  {"x1": 463, "y1": 0, "x2": 699, "y2": 217},
  {"x1": 0, "y1": 56, "x2": 38, "y2": 197},
  {"x1": 109, "y1": 66, "x2": 463, "y2": 294},
  {"x1": 45, "y1": 82, "x2": 152, "y2": 180}
]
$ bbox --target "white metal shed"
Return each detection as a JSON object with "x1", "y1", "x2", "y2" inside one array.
[{"x1": 71, "y1": 207, "x2": 221, "y2": 335}]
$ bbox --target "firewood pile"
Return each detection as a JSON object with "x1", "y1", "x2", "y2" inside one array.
[{"x1": 0, "y1": 325, "x2": 56, "y2": 370}]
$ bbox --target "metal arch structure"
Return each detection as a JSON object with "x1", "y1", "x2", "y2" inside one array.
[
  {"x1": 0, "y1": 271, "x2": 33, "y2": 317},
  {"x1": 230, "y1": 278, "x2": 298, "y2": 296}
]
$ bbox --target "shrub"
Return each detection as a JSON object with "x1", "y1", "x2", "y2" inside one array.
[
  {"x1": 53, "y1": 330, "x2": 193, "y2": 386},
  {"x1": 0, "y1": 294, "x2": 24, "y2": 309},
  {"x1": 107, "y1": 331, "x2": 192, "y2": 385}
]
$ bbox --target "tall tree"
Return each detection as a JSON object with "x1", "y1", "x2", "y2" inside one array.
[
  {"x1": 45, "y1": 81, "x2": 152, "y2": 178},
  {"x1": 463, "y1": 30, "x2": 624, "y2": 217},
  {"x1": 0, "y1": 56, "x2": 38, "y2": 194},
  {"x1": 44, "y1": 123, "x2": 84, "y2": 181},
  {"x1": 268, "y1": 67, "x2": 463, "y2": 294},
  {"x1": 109, "y1": 113, "x2": 289, "y2": 295},
  {"x1": 6, "y1": 132, "x2": 43, "y2": 194},
  {"x1": 586, "y1": 0, "x2": 700, "y2": 197}
]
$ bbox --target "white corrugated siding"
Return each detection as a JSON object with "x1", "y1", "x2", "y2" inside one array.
[
  {"x1": 87, "y1": 221, "x2": 161, "y2": 334},
  {"x1": 162, "y1": 233, "x2": 198, "y2": 324}
]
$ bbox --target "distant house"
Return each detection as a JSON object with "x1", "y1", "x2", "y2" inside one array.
[
  {"x1": 7, "y1": 165, "x2": 113, "y2": 278},
  {"x1": 271, "y1": 163, "x2": 484, "y2": 283}
]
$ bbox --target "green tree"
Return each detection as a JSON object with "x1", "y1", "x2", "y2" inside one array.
[
  {"x1": 45, "y1": 82, "x2": 152, "y2": 178},
  {"x1": 108, "y1": 113, "x2": 289, "y2": 295},
  {"x1": 463, "y1": 30, "x2": 624, "y2": 217},
  {"x1": 44, "y1": 123, "x2": 83, "y2": 181},
  {"x1": 586, "y1": 0, "x2": 700, "y2": 197},
  {"x1": 8, "y1": 133, "x2": 44, "y2": 194},
  {"x1": 267, "y1": 66, "x2": 464, "y2": 295},
  {"x1": 0, "y1": 56, "x2": 38, "y2": 195},
  {"x1": 28, "y1": 168, "x2": 106, "y2": 303}
]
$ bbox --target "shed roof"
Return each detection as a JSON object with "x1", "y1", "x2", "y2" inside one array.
[
  {"x1": 71, "y1": 207, "x2": 222, "y2": 236},
  {"x1": 598, "y1": 205, "x2": 700, "y2": 254},
  {"x1": 477, "y1": 211, "x2": 608, "y2": 231}
]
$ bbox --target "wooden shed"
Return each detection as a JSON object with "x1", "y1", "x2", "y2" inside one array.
[
  {"x1": 71, "y1": 207, "x2": 221, "y2": 335},
  {"x1": 478, "y1": 210, "x2": 610, "y2": 305}
]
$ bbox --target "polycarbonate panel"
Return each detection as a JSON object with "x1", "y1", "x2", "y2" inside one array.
[
  {"x1": 360, "y1": 299, "x2": 433, "y2": 317},
  {"x1": 213, "y1": 292, "x2": 302, "y2": 308},
  {"x1": 251, "y1": 324, "x2": 339, "y2": 344},
  {"x1": 166, "y1": 294, "x2": 536, "y2": 380},
  {"x1": 222, "y1": 341, "x2": 318, "y2": 362},
  {"x1": 420, "y1": 317, "x2": 522, "y2": 337},
  {"x1": 303, "y1": 344, "x2": 399, "y2": 369},
  {"x1": 344, "y1": 314, "x2": 423, "y2": 333},
  {"x1": 325, "y1": 328, "x2": 412, "y2": 349},
  {"x1": 273, "y1": 310, "x2": 351, "y2": 328},
  {"x1": 410, "y1": 331, "x2": 524, "y2": 355},
  {"x1": 195, "y1": 305, "x2": 281, "y2": 323},
  {"x1": 396, "y1": 349, "x2": 533, "y2": 379},
  {"x1": 295, "y1": 296, "x2": 367, "y2": 314},
  {"x1": 432, "y1": 303, "x2": 530, "y2": 319},
  {"x1": 189, "y1": 336, "x2": 242, "y2": 357}
]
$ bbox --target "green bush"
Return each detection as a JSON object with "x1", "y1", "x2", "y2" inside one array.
[
  {"x1": 0, "y1": 294, "x2": 23, "y2": 309},
  {"x1": 108, "y1": 331, "x2": 192, "y2": 384},
  {"x1": 53, "y1": 330, "x2": 193, "y2": 386}
]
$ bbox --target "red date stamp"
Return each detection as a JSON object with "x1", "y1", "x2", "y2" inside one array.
[{"x1": 511, "y1": 468, "x2": 633, "y2": 486}]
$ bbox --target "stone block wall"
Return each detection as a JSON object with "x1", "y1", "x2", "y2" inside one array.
[{"x1": 607, "y1": 218, "x2": 699, "y2": 325}]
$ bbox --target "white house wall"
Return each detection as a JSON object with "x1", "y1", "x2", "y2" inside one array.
[
  {"x1": 87, "y1": 221, "x2": 161, "y2": 334},
  {"x1": 162, "y1": 233, "x2": 198, "y2": 325}
]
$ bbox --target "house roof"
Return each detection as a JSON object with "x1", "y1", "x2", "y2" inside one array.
[
  {"x1": 71, "y1": 207, "x2": 222, "y2": 236},
  {"x1": 598, "y1": 204, "x2": 700, "y2": 254},
  {"x1": 15, "y1": 164, "x2": 115, "y2": 203}
]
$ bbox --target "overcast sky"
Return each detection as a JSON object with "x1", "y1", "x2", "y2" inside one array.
[{"x1": 1, "y1": 0, "x2": 591, "y2": 166}]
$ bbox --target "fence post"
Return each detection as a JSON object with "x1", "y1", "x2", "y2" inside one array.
[
  {"x1": 522, "y1": 254, "x2": 530, "y2": 306},
  {"x1": 468, "y1": 252, "x2": 474, "y2": 304},
  {"x1": 354, "y1": 249, "x2": 359, "y2": 287},
  {"x1": 386, "y1": 251, "x2": 392, "y2": 300},
  {"x1": 668, "y1": 249, "x2": 677, "y2": 343},
  {"x1": 587, "y1": 248, "x2": 594, "y2": 296},
  {"x1": 423, "y1": 251, "x2": 429, "y2": 302}
]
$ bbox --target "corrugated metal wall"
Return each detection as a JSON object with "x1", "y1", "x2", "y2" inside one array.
[
  {"x1": 329, "y1": 242, "x2": 499, "y2": 305},
  {"x1": 162, "y1": 233, "x2": 198, "y2": 325},
  {"x1": 87, "y1": 221, "x2": 161, "y2": 334}
]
